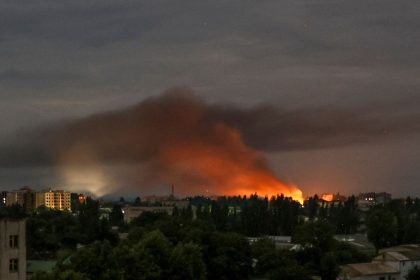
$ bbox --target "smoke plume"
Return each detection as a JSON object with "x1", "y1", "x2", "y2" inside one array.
[{"x1": 1, "y1": 87, "x2": 420, "y2": 198}]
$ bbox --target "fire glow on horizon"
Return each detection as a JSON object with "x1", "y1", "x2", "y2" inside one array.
[{"x1": 26, "y1": 88, "x2": 304, "y2": 202}]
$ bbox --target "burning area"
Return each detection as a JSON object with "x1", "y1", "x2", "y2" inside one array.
[
  {"x1": 2, "y1": 87, "x2": 419, "y2": 201},
  {"x1": 47, "y1": 88, "x2": 303, "y2": 201}
]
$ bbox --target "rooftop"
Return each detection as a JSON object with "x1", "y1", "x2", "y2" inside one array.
[{"x1": 341, "y1": 263, "x2": 399, "y2": 277}]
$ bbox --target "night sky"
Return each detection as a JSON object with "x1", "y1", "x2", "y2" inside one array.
[{"x1": 1, "y1": 0, "x2": 420, "y2": 197}]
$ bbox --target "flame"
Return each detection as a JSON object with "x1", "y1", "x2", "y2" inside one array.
[
  {"x1": 51, "y1": 90, "x2": 304, "y2": 202},
  {"x1": 158, "y1": 123, "x2": 303, "y2": 203},
  {"x1": 321, "y1": 194, "x2": 334, "y2": 202}
]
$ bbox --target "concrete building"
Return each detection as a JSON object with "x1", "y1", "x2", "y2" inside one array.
[
  {"x1": 340, "y1": 244, "x2": 420, "y2": 280},
  {"x1": 36, "y1": 190, "x2": 71, "y2": 211},
  {"x1": 247, "y1": 236, "x2": 295, "y2": 250},
  {"x1": 357, "y1": 192, "x2": 392, "y2": 211},
  {"x1": 0, "y1": 192, "x2": 7, "y2": 206},
  {"x1": 5, "y1": 188, "x2": 71, "y2": 211},
  {"x1": 6, "y1": 187, "x2": 36, "y2": 211},
  {"x1": 122, "y1": 206, "x2": 174, "y2": 223},
  {"x1": 340, "y1": 263, "x2": 399, "y2": 280},
  {"x1": 0, "y1": 219, "x2": 26, "y2": 280}
]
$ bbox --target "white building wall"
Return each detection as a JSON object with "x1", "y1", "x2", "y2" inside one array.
[
  {"x1": 399, "y1": 260, "x2": 420, "y2": 279},
  {"x1": 0, "y1": 219, "x2": 26, "y2": 280}
]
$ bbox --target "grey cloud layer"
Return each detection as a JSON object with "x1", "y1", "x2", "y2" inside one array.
[
  {"x1": 0, "y1": 0, "x2": 419, "y2": 194},
  {"x1": 1, "y1": 89, "x2": 419, "y2": 168}
]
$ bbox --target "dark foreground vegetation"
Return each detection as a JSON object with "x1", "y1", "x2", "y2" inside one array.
[{"x1": 3, "y1": 194, "x2": 420, "y2": 279}]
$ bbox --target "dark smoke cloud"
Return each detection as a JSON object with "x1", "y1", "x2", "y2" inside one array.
[
  {"x1": 1, "y1": 87, "x2": 420, "y2": 168},
  {"x1": 0, "y1": 87, "x2": 419, "y2": 196}
]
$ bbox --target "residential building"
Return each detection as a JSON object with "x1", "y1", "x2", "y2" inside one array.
[
  {"x1": 122, "y1": 206, "x2": 174, "y2": 223},
  {"x1": 6, "y1": 187, "x2": 36, "y2": 211},
  {"x1": 0, "y1": 219, "x2": 26, "y2": 280},
  {"x1": 340, "y1": 263, "x2": 399, "y2": 280},
  {"x1": 247, "y1": 236, "x2": 295, "y2": 250},
  {"x1": 357, "y1": 192, "x2": 392, "y2": 211},
  {"x1": 340, "y1": 244, "x2": 420, "y2": 280},
  {"x1": 0, "y1": 192, "x2": 7, "y2": 206},
  {"x1": 36, "y1": 190, "x2": 71, "y2": 211}
]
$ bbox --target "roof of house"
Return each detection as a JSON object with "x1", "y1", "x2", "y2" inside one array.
[
  {"x1": 341, "y1": 263, "x2": 399, "y2": 277},
  {"x1": 375, "y1": 244, "x2": 420, "y2": 261},
  {"x1": 27, "y1": 260, "x2": 56, "y2": 274},
  {"x1": 379, "y1": 244, "x2": 420, "y2": 254},
  {"x1": 334, "y1": 234, "x2": 376, "y2": 253}
]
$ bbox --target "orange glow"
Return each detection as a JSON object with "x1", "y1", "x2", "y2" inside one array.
[
  {"x1": 158, "y1": 123, "x2": 304, "y2": 204},
  {"x1": 321, "y1": 194, "x2": 334, "y2": 202},
  {"x1": 54, "y1": 92, "x2": 304, "y2": 203}
]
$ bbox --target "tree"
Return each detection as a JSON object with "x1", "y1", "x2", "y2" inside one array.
[
  {"x1": 319, "y1": 253, "x2": 339, "y2": 280},
  {"x1": 366, "y1": 209, "x2": 398, "y2": 249},
  {"x1": 269, "y1": 262, "x2": 312, "y2": 280},
  {"x1": 133, "y1": 197, "x2": 142, "y2": 206},
  {"x1": 121, "y1": 230, "x2": 173, "y2": 279},
  {"x1": 304, "y1": 195, "x2": 319, "y2": 220},
  {"x1": 206, "y1": 232, "x2": 252, "y2": 280},
  {"x1": 110, "y1": 204, "x2": 124, "y2": 226},
  {"x1": 68, "y1": 240, "x2": 122, "y2": 280},
  {"x1": 78, "y1": 197, "x2": 101, "y2": 243},
  {"x1": 26, "y1": 207, "x2": 79, "y2": 259},
  {"x1": 293, "y1": 220, "x2": 335, "y2": 251},
  {"x1": 169, "y1": 242, "x2": 206, "y2": 280}
]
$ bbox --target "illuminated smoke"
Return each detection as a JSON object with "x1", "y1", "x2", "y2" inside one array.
[
  {"x1": 49, "y1": 88, "x2": 302, "y2": 200},
  {"x1": 2, "y1": 87, "x2": 419, "y2": 200}
]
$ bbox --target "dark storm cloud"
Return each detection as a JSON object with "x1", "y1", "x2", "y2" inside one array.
[
  {"x1": 1, "y1": 89, "x2": 419, "y2": 169},
  {"x1": 1, "y1": 0, "x2": 420, "y2": 195},
  {"x1": 0, "y1": 69, "x2": 81, "y2": 83}
]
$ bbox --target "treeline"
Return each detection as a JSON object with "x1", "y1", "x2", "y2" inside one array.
[
  {"x1": 3, "y1": 194, "x2": 420, "y2": 279},
  {"x1": 366, "y1": 197, "x2": 420, "y2": 249},
  {"x1": 31, "y1": 210, "x2": 369, "y2": 280},
  {"x1": 189, "y1": 194, "x2": 359, "y2": 236}
]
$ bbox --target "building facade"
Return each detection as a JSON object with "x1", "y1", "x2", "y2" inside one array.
[
  {"x1": 122, "y1": 206, "x2": 174, "y2": 223},
  {"x1": 5, "y1": 188, "x2": 71, "y2": 211},
  {"x1": 6, "y1": 187, "x2": 36, "y2": 211},
  {"x1": 340, "y1": 244, "x2": 420, "y2": 280},
  {"x1": 36, "y1": 190, "x2": 71, "y2": 211},
  {"x1": 0, "y1": 219, "x2": 26, "y2": 280}
]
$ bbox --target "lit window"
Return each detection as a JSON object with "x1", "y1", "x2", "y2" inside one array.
[
  {"x1": 9, "y1": 235, "x2": 18, "y2": 248},
  {"x1": 9, "y1": 258, "x2": 18, "y2": 272}
]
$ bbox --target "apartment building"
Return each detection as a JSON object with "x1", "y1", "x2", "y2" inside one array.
[{"x1": 0, "y1": 219, "x2": 26, "y2": 280}]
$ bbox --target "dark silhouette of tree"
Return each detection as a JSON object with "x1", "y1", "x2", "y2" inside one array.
[
  {"x1": 293, "y1": 220, "x2": 335, "y2": 252},
  {"x1": 133, "y1": 196, "x2": 142, "y2": 206},
  {"x1": 366, "y1": 208, "x2": 398, "y2": 249},
  {"x1": 109, "y1": 204, "x2": 124, "y2": 226}
]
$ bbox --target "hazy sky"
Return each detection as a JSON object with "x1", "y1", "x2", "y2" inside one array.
[{"x1": 1, "y1": 0, "x2": 420, "y2": 197}]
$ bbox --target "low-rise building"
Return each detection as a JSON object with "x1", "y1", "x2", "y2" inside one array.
[
  {"x1": 0, "y1": 219, "x2": 26, "y2": 280},
  {"x1": 357, "y1": 192, "x2": 392, "y2": 211},
  {"x1": 247, "y1": 236, "x2": 295, "y2": 250},
  {"x1": 122, "y1": 206, "x2": 174, "y2": 223},
  {"x1": 0, "y1": 192, "x2": 7, "y2": 206},
  {"x1": 340, "y1": 263, "x2": 399, "y2": 280},
  {"x1": 340, "y1": 244, "x2": 420, "y2": 280}
]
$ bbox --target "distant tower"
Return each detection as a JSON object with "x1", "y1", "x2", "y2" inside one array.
[{"x1": 170, "y1": 185, "x2": 175, "y2": 199}]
